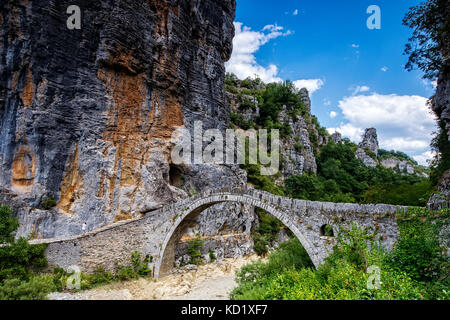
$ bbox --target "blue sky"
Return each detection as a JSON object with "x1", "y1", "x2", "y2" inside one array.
[{"x1": 226, "y1": 0, "x2": 437, "y2": 165}]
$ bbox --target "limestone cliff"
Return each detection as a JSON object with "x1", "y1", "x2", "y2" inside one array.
[
  {"x1": 225, "y1": 84, "x2": 328, "y2": 181},
  {"x1": 0, "y1": 0, "x2": 254, "y2": 247}
]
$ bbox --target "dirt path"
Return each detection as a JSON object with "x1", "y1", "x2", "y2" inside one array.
[{"x1": 48, "y1": 255, "x2": 261, "y2": 300}]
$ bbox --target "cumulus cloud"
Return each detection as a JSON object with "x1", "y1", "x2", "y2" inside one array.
[
  {"x1": 226, "y1": 22, "x2": 324, "y2": 95},
  {"x1": 293, "y1": 9, "x2": 299, "y2": 16},
  {"x1": 328, "y1": 93, "x2": 437, "y2": 156},
  {"x1": 351, "y1": 44, "x2": 359, "y2": 48},
  {"x1": 381, "y1": 66, "x2": 388, "y2": 72},
  {"x1": 225, "y1": 22, "x2": 292, "y2": 83},
  {"x1": 413, "y1": 151, "x2": 436, "y2": 166},
  {"x1": 329, "y1": 111, "x2": 338, "y2": 119},
  {"x1": 293, "y1": 79, "x2": 324, "y2": 94}
]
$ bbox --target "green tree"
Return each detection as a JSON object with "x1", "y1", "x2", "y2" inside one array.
[
  {"x1": 403, "y1": 0, "x2": 450, "y2": 79},
  {"x1": 0, "y1": 205, "x2": 19, "y2": 244}
]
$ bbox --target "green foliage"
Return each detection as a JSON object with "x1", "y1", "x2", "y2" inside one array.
[
  {"x1": 387, "y1": 220, "x2": 443, "y2": 282},
  {"x1": 378, "y1": 149, "x2": 418, "y2": 165},
  {"x1": 257, "y1": 81, "x2": 307, "y2": 136},
  {"x1": 251, "y1": 208, "x2": 284, "y2": 256},
  {"x1": 231, "y1": 223, "x2": 423, "y2": 300},
  {"x1": 0, "y1": 238, "x2": 48, "y2": 282},
  {"x1": 187, "y1": 235, "x2": 205, "y2": 265},
  {"x1": 363, "y1": 181, "x2": 433, "y2": 206},
  {"x1": 0, "y1": 205, "x2": 19, "y2": 244},
  {"x1": 41, "y1": 197, "x2": 56, "y2": 210},
  {"x1": 209, "y1": 250, "x2": 216, "y2": 263},
  {"x1": 283, "y1": 140, "x2": 433, "y2": 205},
  {"x1": 0, "y1": 206, "x2": 48, "y2": 282},
  {"x1": 403, "y1": 0, "x2": 449, "y2": 80},
  {"x1": 0, "y1": 275, "x2": 56, "y2": 300},
  {"x1": 230, "y1": 112, "x2": 253, "y2": 130},
  {"x1": 294, "y1": 142, "x2": 303, "y2": 153}
]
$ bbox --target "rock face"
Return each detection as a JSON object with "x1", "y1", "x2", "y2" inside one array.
[
  {"x1": 428, "y1": 169, "x2": 450, "y2": 210},
  {"x1": 331, "y1": 132, "x2": 342, "y2": 144},
  {"x1": 359, "y1": 128, "x2": 379, "y2": 156},
  {"x1": 278, "y1": 102, "x2": 319, "y2": 177},
  {"x1": 226, "y1": 86, "x2": 326, "y2": 179},
  {"x1": 355, "y1": 149, "x2": 377, "y2": 168},
  {"x1": 0, "y1": 0, "x2": 256, "y2": 252},
  {"x1": 432, "y1": 64, "x2": 450, "y2": 141}
]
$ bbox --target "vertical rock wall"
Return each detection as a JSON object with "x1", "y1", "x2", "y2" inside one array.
[{"x1": 0, "y1": 0, "x2": 253, "y2": 243}]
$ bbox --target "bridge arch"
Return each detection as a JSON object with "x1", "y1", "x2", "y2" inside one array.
[{"x1": 155, "y1": 192, "x2": 319, "y2": 278}]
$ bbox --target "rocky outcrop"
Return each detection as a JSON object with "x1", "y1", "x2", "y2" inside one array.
[
  {"x1": 278, "y1": 103, "x2": 318, "y2": 177},
  {"x1": 0, "y1": 0, "x2": 256, "y2": 250},
  {"x1": 356, "y1": 148, "x2": 377, "y2": 168},
  {"x1": 331, "y1": 132, "x2": 342, "y2": 144},
  {"x1": 226, "y1": 86, "x2": 326, "y2": 179},
  {"x1": 428, "y1": 169, "x2": 450, "y2": 210},
  {"x1": 380, "y1": 157, "x2": 415, "y2": 175},
  {"x1": 359, "y1": 128, "x2": 379, "y2": 156}
]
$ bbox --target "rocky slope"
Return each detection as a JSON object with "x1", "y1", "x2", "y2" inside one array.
[
  {"x1": 353, "y1": 128, "x2": 425, "y2": 176},
  {"x1": 0, "y1": 0, "x2": 256, "y2": 259},
  {"x1": 225, "y1": 83, "x2": 328, "y2": 181}
]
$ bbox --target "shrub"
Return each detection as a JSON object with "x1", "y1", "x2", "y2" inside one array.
[
  {"x1": 187, "y1": 235, "x2": 205, "y2": 265},
  {"x1": 41, "y1": 197, "x2": 56, "y2": 210},
  {"x1": 0, "y1": 205, "x2": 19, "y2": 244},
  {"x1": 231, "y1": 223, "x2": 423, "y2": 300},
  {"x1": 0, "y1": 238, "x2": 48, "y2": 281},
  {"x1": 386, "y1": 216, "x2": 449, "y2": 299},
  {"x1": 209, "y1": 250, "x2": 216, "y2": 262},
  {"x1": 0, "y1": 275, "x2": 56, "y2": 300}
]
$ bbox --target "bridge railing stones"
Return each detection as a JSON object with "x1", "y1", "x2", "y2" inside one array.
[{"x1": 33, "y1": 188, "x2": 409, "y2": 277}]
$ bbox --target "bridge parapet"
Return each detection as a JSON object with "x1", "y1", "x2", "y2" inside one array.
[{"x1": 31, "y1": 189, "x2": 407, "y2": 277}]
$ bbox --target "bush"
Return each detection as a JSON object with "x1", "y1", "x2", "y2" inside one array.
[
  {"x1": 231, "y1": 223, "x2": 423, "y2": 300},
  {"x1": 386, "y1": 216, "x2": 449, "y2": 299},
  {"x1": 0, "y1": 205, "x2": 19, "y2": 244},
  {"x1": 41, "y1": 197, "x2": 57, "y2": 210},
  {"x1": 0, "y1": 238, "x2": 48, "y2": 281},
  {"x1": 187, "y1": 235, "x2": 205, "y2": 265},
  {"x1": 0, "y1": 275, "x2": 56, "y2": 300},
  {"x1": 209, "y1": 250, "x2": 216, "y2": 262}
]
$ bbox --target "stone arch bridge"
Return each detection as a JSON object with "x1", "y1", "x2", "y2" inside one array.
[{"x1": 31, "y1": 188, "x2": 403, "y2": 278}]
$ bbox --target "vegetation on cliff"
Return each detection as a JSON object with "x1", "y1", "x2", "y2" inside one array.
[
  {"x1": 226, "y1": 76, "x2": 432, "y2": 207},
  {"x1": 231, "y1": 209, "x2": 449, "y2": 300},
  {"x1": 402, "y1": 0, "x2": 450, "y2": 186}
]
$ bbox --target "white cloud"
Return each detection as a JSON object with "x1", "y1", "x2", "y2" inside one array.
[
  {"x1": 293, "y1": 79, "x2": 324, "y2": 94},
  {"x1": 329, "y1": 111, "x2": 338, "y2": 119},
  {"x1": 422, "y1": 79, "x2": 437, "y2": 91},
  {"x1": 350, "y1": 85, "x2": 370, "y2": 95},
  {"x1": 381, "y1": 66, "x2": 388, "y2": 72},
  {"x1": 328, "y1": 93, "x2": 437, "y2": 155},
  {"x1": 327, "y1": 123, "x2": 364, "y2": 142},
  {"x1": 351, "y1": 44, "x2": 359, "y2": 48},
  {"x1": 293, "y1": 9, "x2": 299, "y2": 16},
  {"x1": 413, "y1": 151, "x2": 436, "y2": 166},
  {"x1": 225, "y1": 22, "x2": 292, "y2": 83},
  {"x1": 226, "y1": 22, "x2": 324, "y2": 95},
  {"x1": 323, "y1": 99, "x2": 331, "y2": 106}
]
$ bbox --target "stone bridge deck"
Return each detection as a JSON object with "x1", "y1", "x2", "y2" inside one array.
[{"x1": 30, "y1": 187, "x2": 405, "y2": 278}]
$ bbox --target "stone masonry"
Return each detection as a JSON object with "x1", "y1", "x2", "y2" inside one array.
[{"x1": 31, "y1": 188, "x2": 403, "y2": 278}]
